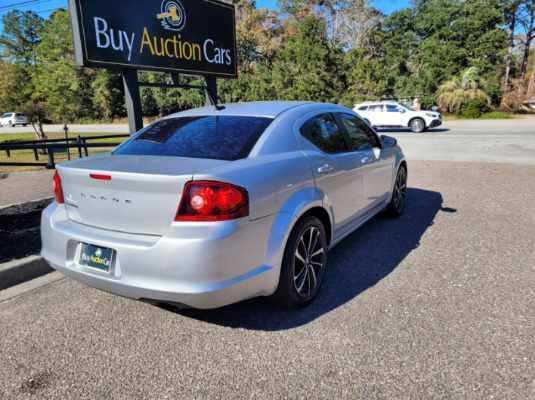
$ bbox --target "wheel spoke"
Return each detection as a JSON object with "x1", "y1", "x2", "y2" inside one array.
[
  {"x1": 306, "y1": 268, "x2": 312, "y2": 296},
  {"x1": 311, "y1": 247, "x2": 324, "y2": 258},
  {"x1": 306, "y1": 227, "x2": 316, "y2": 255},
  {"x1": 310, "y1": 229, "x2": 319, "y2": 255},
  {"x1": 295, "y1": 267, "x2": 308, "y2": 293},
  {"x1": 308, "y1": 264, "x2": 317, "y2": 288},
  {"x1": 299, "y1": 237, "x2": 308, "y2": 258},
  {"x1": 294, "y1": 266, "x2": 306, "y2": 282},
  {"x1": 295, "y1": 248, "x2": 306, "y2": 265}
]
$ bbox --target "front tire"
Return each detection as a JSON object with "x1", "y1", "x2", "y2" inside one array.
[
  {"x1": 385, "y1": 165, "x2": 407, "y2": 217},
  {"x1": 272, "y1": 216, "x2": 328, "y2": 308},
  {"x1": 409, "y1": 118, "x2": 426, "y2": 133}
]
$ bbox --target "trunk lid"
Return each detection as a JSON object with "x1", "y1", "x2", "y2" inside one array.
[{"x1": 58, "y1": 155, "x2": 228, "y2": 235}]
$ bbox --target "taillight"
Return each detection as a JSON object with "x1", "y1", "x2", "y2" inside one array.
[
  {"x1": 53, "y1": 171, "x2": 64, "y2": 204},
  {"x1": 175, "y1": 181, "x2": 249, "y2": 222}
]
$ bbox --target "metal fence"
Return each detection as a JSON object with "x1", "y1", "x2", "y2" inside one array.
[{"x1": 0, "y1": 134, "x2": 130, "y2": 169}]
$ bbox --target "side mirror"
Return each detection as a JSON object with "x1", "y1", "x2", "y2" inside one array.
[
  {"x1": 398, "y1": 108, "x2": 406, "y2": 114},
  {"x1": 381, "y1": 135, "x2": 398, "y2": 148}
]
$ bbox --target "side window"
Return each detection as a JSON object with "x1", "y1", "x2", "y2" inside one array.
[
  {"x1": 386, "y1": 105, "x2": 399, "y2": 112},
  {"x1": 300, "y1": 114, "x2": 348, "y2": 154},
  {"x1": 337, "y1": 114, "x2": 381, "y2": 151},
  {"x1": 369, "y1": 105, "x2": 383, "y2": 112},
  {"x1": 358, "y1": 106, "x2": 368, "y2": 111}
]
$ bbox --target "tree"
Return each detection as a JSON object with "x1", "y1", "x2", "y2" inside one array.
[
  {"x1": 32, "y1": 9, "x2": 96, "y2": 122},
  {"x1": 437, "y1": 67, "x2": 491, "y2": 116},
  {"x1": 271, "y1": 16, "x2": 344, "y2": 102},
  {"x1": 0, "y1": 10, "x2": 43, "y2": 64},
  {"x1": 518, "y1": 0, "x2": 535, "y2": 80},
  {"x1": 92, "y1": 70, "x2": 126, "y2": 120}
]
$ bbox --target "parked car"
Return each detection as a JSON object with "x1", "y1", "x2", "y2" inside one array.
[
  {"x1": 0, "y1": 112, "x2": 29, "y2": 127},
  {"x1": 354, "y1": 101, "x2": 442, "y2": 133},
  {"x1": 41, "y1": 101, "x2": 407, "y2": 309}
]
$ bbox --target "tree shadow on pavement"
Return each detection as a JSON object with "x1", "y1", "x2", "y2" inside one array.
[{"x1": 164, "y1": 188, "x2": 444, "y2": 331}]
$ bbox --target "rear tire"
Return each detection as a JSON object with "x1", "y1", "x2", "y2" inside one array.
[
  {"x1": 385, "y1": 165, "x2": 407, "y2": 217},
  {"x1": 409, "y1": 118, "x2": 425, "y2": 133},
  {"x1": 271, "y1": 216, "x2": 328, "y2": 308}
]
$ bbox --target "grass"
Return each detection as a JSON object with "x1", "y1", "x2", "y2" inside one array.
[
  {"x1": 443, "y1": 111, "x2": 517, "y2": 120},
  {"x1": 0, "y1": 132, "x2": 128, "y2": 173}
]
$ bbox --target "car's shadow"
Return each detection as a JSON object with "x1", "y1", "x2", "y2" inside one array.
[{"x1": 159, "y1": 188, "x2": 447, "y2": 331}]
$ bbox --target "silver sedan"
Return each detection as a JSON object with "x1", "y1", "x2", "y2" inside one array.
[{"x1": 41, "y1": 101, "x2": 407, "y2": 309}]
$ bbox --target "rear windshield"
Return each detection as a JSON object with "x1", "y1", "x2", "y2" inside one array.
[{"x1": 114, "y1": 116, "x2": 273, "y2": 161}]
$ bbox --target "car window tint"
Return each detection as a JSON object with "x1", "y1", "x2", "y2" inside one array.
[
  {"x1": 358, "y1": 106, "x2": 368, "y2": 111},
  {"x1": 114, "y1": 116, "x2": 273, "y2": 161},
  {"x1": 338, "y1": 114, "x2": 380, "y2": 151},
  {"x1": 300, "y1": 114, "x2": 348, "y2": 153},
  {"x1": 369, "y1": 105, "x2": 383, "y2": 112},
  {"x1": 386, "y1": 105, "x2": 399, "y2": 112}
]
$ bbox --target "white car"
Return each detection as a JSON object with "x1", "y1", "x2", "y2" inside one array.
[
  {"x1": 354, "y1": 101, "x2": 442, "y2": 133},
  {"x1": 0, "y1": 113, "x2": 29, "y2": 127}
]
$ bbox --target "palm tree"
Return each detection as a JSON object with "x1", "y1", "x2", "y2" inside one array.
[{"x1": 437, "y1": 67, "x2": 491, "y2": 114}]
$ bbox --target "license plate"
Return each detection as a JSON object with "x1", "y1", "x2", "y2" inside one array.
[{"x1": 80, "y1": 243, "x2": 114, "y2": 272}]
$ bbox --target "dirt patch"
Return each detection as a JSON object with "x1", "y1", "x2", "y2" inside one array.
[{"x1": 20, "y1": 371, "x2": 55, "y2": 395}]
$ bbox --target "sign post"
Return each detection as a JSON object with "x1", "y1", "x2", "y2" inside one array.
[{"x1": 68, "y1": 0, "x2": 237, "y2": 133}]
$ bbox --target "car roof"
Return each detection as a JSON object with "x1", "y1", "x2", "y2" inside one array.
[
  {"x1": 167, "y1": 101, "x2": 313, "y2": 119},
  {"x1": 356, "y1": 101, "x2": 400, "y2": 105}
]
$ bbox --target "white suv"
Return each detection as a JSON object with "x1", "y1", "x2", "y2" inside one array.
[
  {"x1": 354, "y1": 101, "x2": 442, "y2": 133},
  {"x1": 0, "y1": 112, "x2": 29, "y2": 127}
]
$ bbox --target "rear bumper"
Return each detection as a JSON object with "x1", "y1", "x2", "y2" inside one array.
[{"x1": 41, "y1": 203, "x2": 279, "y2": 309}]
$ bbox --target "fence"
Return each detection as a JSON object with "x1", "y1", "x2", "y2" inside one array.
[{"x1": 0, "y1": 134, "x2": 130, "y2": 169}]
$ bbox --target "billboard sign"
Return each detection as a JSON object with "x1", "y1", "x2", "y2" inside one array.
[{"x1": 69, "y1": 0, "x2": 237, "y2": 77}]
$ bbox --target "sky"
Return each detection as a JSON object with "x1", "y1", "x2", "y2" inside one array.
[{"x1": 0, "y1": 0, "x2": 412, "y2": 31}]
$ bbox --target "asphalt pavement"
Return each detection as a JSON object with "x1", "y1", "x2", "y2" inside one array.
[
  {"x1": 0, "y1": 119, "x2": 534, "y2": 399},
  {"x1": 1, "y1": 157, "x2": 534, "y2": 399}
]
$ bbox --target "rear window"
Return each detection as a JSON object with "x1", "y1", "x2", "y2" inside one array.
[{"x1": 114, "y1": 116, "x2": 273, "y2": 161}]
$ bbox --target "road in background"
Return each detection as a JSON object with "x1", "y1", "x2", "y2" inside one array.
[
  {"x1": 1, "y1": 160, "x2": 534, "y2": 399},
  {"x1": 0, "y1": 124, "x2": 130, "y2": 135},
  {"x1": 384, "y1": 118, "x2": 535, "y2": 165}
]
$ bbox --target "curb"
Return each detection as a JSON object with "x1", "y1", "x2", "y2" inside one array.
[{"x1": 0, "y1": 256, "x2": 53, "y2": 290}]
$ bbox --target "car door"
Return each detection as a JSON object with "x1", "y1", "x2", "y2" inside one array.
[
  {"x1": 336, "y1": 113, "x2": 394, "y2": 211},
  {"x1": 384, "y1": 104, "x2": 404, "y2": 127},
  {"x1": 300, "y1": 113, "x2": 368, "y2": 229},
  {"x1": 367, "y1": 104, "x2": 386, "y2": 126}
]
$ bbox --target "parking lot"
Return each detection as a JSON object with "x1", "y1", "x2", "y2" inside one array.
[{"x1": 1, "y1": 119, "x2": 534, "y2": 399}]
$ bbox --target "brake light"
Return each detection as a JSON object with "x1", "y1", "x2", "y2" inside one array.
[
  {"x1": 90, "y1": 173, "x2": 112, "y2": 181},
  {"x1": 53, "y1": 171, "x2": 64, "y2": 204},
  {"x1": 175, "y1": 181, "x2": 249, "y2": 221}
]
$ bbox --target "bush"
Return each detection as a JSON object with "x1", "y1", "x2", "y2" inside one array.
[{"x1": 459, "y1": 98, "x2": 490, "y2": 118}]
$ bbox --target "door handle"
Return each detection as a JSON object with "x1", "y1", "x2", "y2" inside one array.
[{"x1": 317, "y1": 164, "x2": 335, "y2": 174}]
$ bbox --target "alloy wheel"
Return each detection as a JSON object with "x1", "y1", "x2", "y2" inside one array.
[
  {"x1": 392, "y1": 167, "x2": 407, "y2": 212},
  {"x1": 293, "y1": 226, "x2": 326, "y2": 298}
]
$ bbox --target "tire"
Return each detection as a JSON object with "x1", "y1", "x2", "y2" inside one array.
[
  {"x1": 9, "y1": 122, "x2": 14, "y2": 128},
  {"x1": 23, "y1": 124, "x2": 28, "y2": 127},
  {"x1": 385, "y1": 165, "x2": 408, "y2": 217},
  {"x1": 409, "y1": 118, "x2": 426, "y2": 133},
  {"x1": 271, "y1": 216, "x2": 328, "y2": 308}
]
